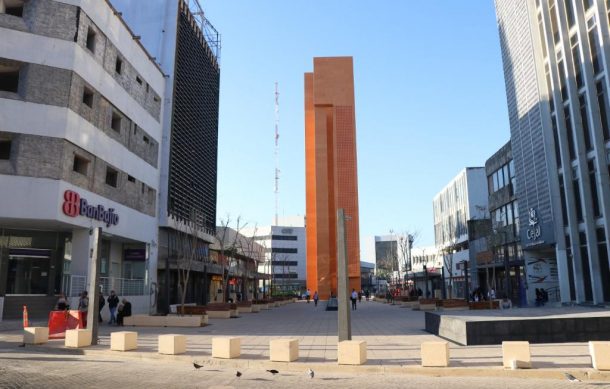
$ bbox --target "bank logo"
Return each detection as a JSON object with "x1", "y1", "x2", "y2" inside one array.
[
  {"x1": 61, "y1": 190, "x2": 119, "y2": 227},
  {"x1": 62, "y1": 190, "x2": 81, "y2": 217}
]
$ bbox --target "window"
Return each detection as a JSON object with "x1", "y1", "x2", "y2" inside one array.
[
  {"x1": 153, "y1": 96, "x2": 160, "y2": 103},
  {"x1": 143, "y1": 135, "x2": 149, "y2": 144},
  {"x1": 127, "y1": 175, "x2": 135, "y2": 183},
  {"x1": 0, "y1": 140, "x2": 11, "y2": 160},
  {"x1": 86, "y1": 27, "x2": 96, "y2": 53},
  {"x1": 82, "y1": 87, "x2": 93, "y2": 108},
  {"x1": 271, "y1": 235, "x2": 298, "y2": 241},
  {"x1": 272, "y1": 261, "x2": 298, "y2": 267},
  {"x1": 579, "y1": 94, "x2": 592, "y2": 151},
  {"x1": 0, "y1": 62, "x2": 20, "y2": 93},
  {"x1": 588, "y1": 24, "x2": 603, "y2": 74},
  {"x1": 136, "y1": 76, "x2": 142, "y2": 85},
  {"x1": 596, "y1": 81, "x2": 610, "y2": 141},
  {"x1": 270, "y1": 247, "x2": 298, "y2": 254},
  {"x1": 111, "y1": 111, "x2": 121, "y2": 133},
  {"x1": 565, "y1": 1, "x2": 575, "y2": 27},
  {"x1": 115, "y1": 57, "x2": 123, "y2": 75},
  {"x1": 105, "y1": 166, "x2": 118, "y2": 187},
  {"x1": 72, "y1": 155, "x2": 89, "y2": 175},
  {"x1": 588, "y1": 160, "x2": 602, "y2": 217},
  {"x1": 565, "y1": 107, "x2": 576, "y2": 160},
  {"x1": 3, "y1": 0, "x2": 24, "y2": 17}
]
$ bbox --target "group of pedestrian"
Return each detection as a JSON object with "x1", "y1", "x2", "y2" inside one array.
[{"x1": 61, "y1": 290, "x2": 131, "y2": 327}]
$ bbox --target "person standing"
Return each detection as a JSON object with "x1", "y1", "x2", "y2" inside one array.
[
  {"x1": 107, "y1": 290, "x2": 119, "y2": 325},
  {"x1": 306, "y1": 289, "x2": 311, "y2": 303},
  {"x1": 98, "y1": 290, "x2": 105, "y2": 323},
  {"x1": 78, "y1": 291, "x2": 89, "y2": 328},
  {"x1": 313, "y1": 291, "x2": 319, "y2": 307},
  {"x1": 351, "y1": 289, "x2": 358, "y2": 310},
  {"x1": 116, "y1": 298, "x2": 132, "y2": 326}
]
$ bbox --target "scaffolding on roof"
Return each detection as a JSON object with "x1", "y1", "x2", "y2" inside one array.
[{"x1": 184, "y1": 0, "x2": 221, "y2": 64}]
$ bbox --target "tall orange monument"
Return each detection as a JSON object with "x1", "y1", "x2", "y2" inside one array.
[{"x1": 305, "y1": 57, "x2": 361, "y2": 300}]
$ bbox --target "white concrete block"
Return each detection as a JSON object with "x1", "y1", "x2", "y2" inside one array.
[
  {"x1": 589, "y1": 341, "x2": 610, "y2": 371},
  {"x1": 421, "y1": 341, "x2": 450, "y2": 367},
  {"x1": 338, "y1": 340, "x2": 367, "y2": 365},
  {"x1": 23, "y1": 327, "x2": 48, "y2": 345},
  {"x1": 65, "y1": 329, "x2": 92, "y2": 348},
  {"x1": 270, "y1": 338, "x2": 299, "y2": 362},
  {"x1": 158, "y1": 334, "x2": 187, "y2": 355},
  {"x1": 212, "y1": 337, "x2": 241, "y2": 359},
  {"x1": 111, "y1": 331, "x2": 138, "y2": 351},
  {"x1": 502, "y1": 341, "x2": 531, "y2": 369}
]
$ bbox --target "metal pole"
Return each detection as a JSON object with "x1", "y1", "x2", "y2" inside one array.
[
  {"x1": 87, "y1": 227, "x2": 102, "y2": 345},
  {"x1": 464, "y1": 261, "x2": 469, "y2": 302},
  {"x1": 337, "y1": 209, "x2": 351, "y2": 342}
]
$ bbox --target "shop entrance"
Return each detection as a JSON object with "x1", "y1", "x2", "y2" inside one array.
[{"x1": 6, "y1": 249, "x2": 51, "y2": 295}]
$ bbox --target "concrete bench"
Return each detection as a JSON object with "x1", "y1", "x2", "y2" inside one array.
[
  {"x1": 230, "y1": 309, "x2": 239, "y2": 318},
  {"x1": 270, "y1": 338, "x2": 299, "y2": 362},
  {"x1": 589, "y1": 341, "x2": 610, "y2": 370},
  {"x1": 237, "y1": 305, "x2": 253, "y2": 313},
  {"x1": 23, "y1": 327, "x2": 48, "y2": 345},
  {"x1": 165, "y1": 315, "x2": 203, "y2": 327},
  {"x1": 251, "y1": 305, "x2": 261, "y2": 313},
  {"x1": 207, "y1": 310, "x2": 231, "y2": 319},
  {"x1": 421, "y1": 341, "x2": 450, "y2": 367},
  {"x1": 502, "y1": 341, "x2": 531, "y2": 369},
  {"x1": 65, "y1": 329, "x2": 92, "y2": 348},
  {"x1": 111, "y1": 331, "x2": 138, "y2": 351},
  {"x1": 338, "y1": 340, "x2": 367, "y2": 365},
  {"x1": 124, "y1": 314, "x2": 204, "y2": 327},
  {"x1": 212, "y1": 337, "x2": 241, "y2": 359},
  {"x1": 158, "y1": 334, "x2": 187, "y2": 355}
]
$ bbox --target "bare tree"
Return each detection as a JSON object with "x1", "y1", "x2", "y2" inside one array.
[
  {"x1": 398, "y1": 231, "x2": 419, "y2": 290},
  {"x1": 174, "y1": 209, "x2": 205, "y2": 315},
  {"x1": 215, "y1": 215, "x2": 246, "y2": 303}
]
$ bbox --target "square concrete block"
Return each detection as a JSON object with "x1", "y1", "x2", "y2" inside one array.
[
  {"x1": 589, "y1": 341, "x2": 610, "y2": 370},
  {"x1": 502, "y1": 341, "x2": 531, "y2": 369},
  {"x1": 270, "y1": 338, "x2": 299, "y2": 362},
  {"x1": 65, "y1": 329, "x2": 92, "y2": 348},
  {"x1": 212, "y1": 337, "x2": 241, "y2": 359},
  {"x1": 158, "y1": 334, "x2": 187, "y2": 355},
  {"x1": 23, "y1": 327, "x2": 49, "y2": 345},
  {"x1": 421, "y1": 341, "x2": 450, "y2": 367},
  {"x1": 207, "y1": 310, "x2": 231, "y2": 319},
  {"x1": 251, "y1": 305, "x2": 261, "y2": 313},
  {"x1": 338, "y1": 340, "x2": 367, "y2": 365},
  {"x1": 111, "y1": 331, "x2": 138, "y2": 351}
]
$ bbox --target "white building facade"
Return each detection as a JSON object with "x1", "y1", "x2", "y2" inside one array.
[
  {"x1": 433, "y1": 167, "x2": 489, "y2": 298},
  {"x1": 0, "y1": 0, "x2": 165, "y2": 319}
]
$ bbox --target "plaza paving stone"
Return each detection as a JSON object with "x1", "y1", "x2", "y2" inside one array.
[{"x1": 0, "y1": 299, "x2": 608, "y2": 383}]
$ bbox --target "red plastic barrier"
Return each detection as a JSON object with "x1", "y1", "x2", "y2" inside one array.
[{"x1": 48, "y1": 310, "x2": 85, "y2": 339}]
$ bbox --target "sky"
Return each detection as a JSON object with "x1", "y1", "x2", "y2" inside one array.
[{"x1": 204, "y1": 1, "x2": 511, "y2": 255}]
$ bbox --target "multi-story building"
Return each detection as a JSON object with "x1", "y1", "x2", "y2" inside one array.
[
  {"x1": 245, "y1": 216, "x2": 306, "y2": 296},
  {"x1": 495, "y1": 0, "x2": 610, "y2": 304},
  {"x1": 0, "y1": 0, "x2": 164, "y2": 319},
  {"x1": 409, "y1": 247, "x2": 444, "y2": 298},
  {"x1": 305, "y1": 57, "x2": 361, "y2": 299},
  {"x1": 484, "y1": 141, "x2": 527, "y2": 305},
  {"x1": 111, "y1": 0, "x2": 221, "y2": 310},
  {"x1": 433, "y1": 168, "x2": 489, "y2": 298},
  {"x1": 362, "y1": 234, "x2": 412, "y2": 286}
]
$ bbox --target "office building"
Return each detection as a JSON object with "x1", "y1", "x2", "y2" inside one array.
[
  {"x1": 433, "y1": 168, "x2": 489, "y2": 298},
  {"x1": 111, "y1": 0, "x2": 221, "y2": 310},
  {"x1": 0, "y1": 0, "x2": 164, "y2": 319},
  {"x1": 495, "y1": 0, "x2": 610, "y2": 304},
  {"x1": 305, "y1": 57, "x2": 361, "y2": 299},
  {"x1": 244, "y1": 216, "x2": 307, "y2": 295}
]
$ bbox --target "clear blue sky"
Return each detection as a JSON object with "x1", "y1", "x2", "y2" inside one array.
[{"x1": 205, "y1": 1, "x2": 510, "y2": 253}]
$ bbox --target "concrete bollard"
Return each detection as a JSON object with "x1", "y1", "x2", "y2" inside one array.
[
  {"x1": 502, "y1": 341, "x2": 531, "y2": 369},
  {"x1": 111, "y1": 331, "x2": 138, "y2": 351},
  {"x1": 421, "y1": 341, "x2": 450, "y2": 367},
  {"x1": 158, "y1": 334, "x2": 187, "y2": 355},
  {"x1": 338, "y1": 340, "x2": 367, "y2": 365},
  {"x1": 23, "y1": 327, "x2": 49, "y2": 345},
  {"x1": 212, "y1": 337, "x2": 241, "y2": 359},
  {"x1": 270, "y1": 338, "x2": 299, "y2": 362}
]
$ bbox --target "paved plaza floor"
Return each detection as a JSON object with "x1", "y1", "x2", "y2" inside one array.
[{"x1": 0, "y1": 300, "x2": 609, "y2": 387}]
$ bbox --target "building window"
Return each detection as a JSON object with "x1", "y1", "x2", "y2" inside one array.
[
  {"x1": 588, "y1": 24, "x2": 603, "y2": 75},
  {"x1": 565, "y1": 107, "x2": 577, "y2": 160},
  {"x1": 111, "y1": 111, "x2": 121, "y2": 133},
  {"x1": 0, "y1": 62, "x2": 20, "y2": 93},
  {"x1": 72, "y1": 155, "x2": 89, "y2": 175},
  {"x1": 270, "y1": 247, "x2": 298, "y2": 254},
  {"x1": 127, "y1": 175, "x2": 135, "y2": 183},
  {"x1": 596, "y1": 81, "x2": 610, "y2": 141},
  {"x1": 105, "y1": 166, "x2": 118, "y2": 187},
  {"x1": 143, "y1": 135, "x2": 150, "y2": 144},
  {"x1": 136, "y1": 76, "x2": 143, "y2": 85},
  {"x1": 82, "y1": 87, "x2": 94, "y2": 108},
  {"x1": 86, "y1": 27, "x2": 96, "y2": 53},
  {"x1": 3, "y1": 0, "x2": 24, "y2": 17},
  {"x1": 271, "y1": 235, "x2": 298, "y2": 241},
  {"x1": 588, "y1": 160, "x2": 602, "y2": 217},
  {"x1": 0, "y1": 139, "x2": 11, "y2": 160},
  {"x1": 115, "y1": 57, "x2": 123, "y2": 75},
  {"x1": 579, "y1": 94, "x2": 593, "y2": 151}
]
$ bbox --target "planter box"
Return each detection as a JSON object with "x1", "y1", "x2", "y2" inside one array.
[
  {"x1": 165, "y1": 315, "x2": 202, "y2": 327},
  {"x1": 124, "y1": 314, "x2": 204, "y2": 327},
  {"x1": 251, "y1": 305, "x2": 261, "y2": 313},
  {"x1": 230, "y1": 309, "x2": 239, "y2": 318},
  {"x1": 207, "y1": 310, "x2": 231, "y2": 319},
  {"x1": 238, "y1": 306, "x2": 253, "y2": 313}
]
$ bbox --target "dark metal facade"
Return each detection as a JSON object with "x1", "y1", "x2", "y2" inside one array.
[{"x1": 168, "y1": 2, "x2": 220, "y2": 233}]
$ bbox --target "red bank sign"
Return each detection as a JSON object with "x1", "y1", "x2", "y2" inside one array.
[{"x1": 62, "y1": 190, "x2": 119, "y2": 227}]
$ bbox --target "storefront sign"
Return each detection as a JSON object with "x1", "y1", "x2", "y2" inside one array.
[
  {"x1": 62, "y1": 190, "x2": 119, "y2": 227},
  {"x1": 526, "y1": 208, "x2": 541, "y2": 241},
  {"x1": 124, "y1": 249, "x2": 146, "y2": 261}
]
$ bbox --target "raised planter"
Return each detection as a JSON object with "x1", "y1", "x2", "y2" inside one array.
[
  {"x1": 469, "y1": 301, "x2": 500, "y2": 310},
  {"x1": 124, "y1": 314, "x2": 204, "y2": 327}
]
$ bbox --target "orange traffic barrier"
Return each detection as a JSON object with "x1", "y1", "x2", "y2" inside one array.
[{"x1": 22, "y1": 305, "x2": 29, "y2": 328}]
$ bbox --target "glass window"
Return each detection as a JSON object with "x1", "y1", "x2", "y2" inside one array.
[
  {"x1": 498, "y1": 168, "x2": 505, "y2": 189},
  {"x1": 565, "y1": 106, "x2": 577, "y2": 160},
  {"x1": 493, "y1": 171, "x2": 499, "y2": 192},
  {"x1": 596, "y1": 81, "x2": 610, "y2": 141},
  {"x1": 588, "y1": 160, "x2": 602, "y2": 217},
  {"x1": 579, "y1": 94, "x2": 593, "y2": 151},
  {"x1": 507, "y1": 203, "x2": 514, "y2": 226},
  {"x1": 588, "y1": 25, "x2": 603, "y2": 74}
]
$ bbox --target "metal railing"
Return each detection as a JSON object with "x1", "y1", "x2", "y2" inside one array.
[{"x1": 65, "y1": 275, "x2": 145, "y2": 297}]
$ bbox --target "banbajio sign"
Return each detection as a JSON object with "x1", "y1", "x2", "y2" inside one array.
[{"x1": 62, "y1": 190, "x2": 119, "y2": 227}]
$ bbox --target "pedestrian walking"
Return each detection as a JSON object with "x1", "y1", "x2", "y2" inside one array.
[
  {"x1": 78, "y1": 291, "x2": 89, "y2": 328},
  {"x1": 351, "y1": 289, "x2": 358, "y2": 310},
  {"x1": 107, "y1": 290, "x2": 119, "y2": 325},
  {"x1": 98, "y1": 290, "x2": 105, "y2": 323},
  {"x1": 306, "y1": 289, "x2": 311, "y2": 303},
  {"x1": 358, "y1": 290, "x2": 363, "y2": 303},
  {"x1": 313, "y1": 291, "x2": 319, "y2": 307}
]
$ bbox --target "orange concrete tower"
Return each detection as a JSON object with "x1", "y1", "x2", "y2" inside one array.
[{"x1": 305, "y1": 57, "x2": 361, "y2": 300}]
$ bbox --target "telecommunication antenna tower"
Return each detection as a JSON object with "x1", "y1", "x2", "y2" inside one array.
[{"x1": 274, "y1": 82, "x2": 280, "y2": 226}]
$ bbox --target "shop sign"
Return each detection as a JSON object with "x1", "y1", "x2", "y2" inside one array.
[
  {"x1": 526, "y1": 208, "x2": 541, "y2": 241},
  {"x1": 124, "y1": 249, "x2": 146, "y2": 261},
  {"x1": 62, "y1": 190, "x2": 119, "y2": 227}
]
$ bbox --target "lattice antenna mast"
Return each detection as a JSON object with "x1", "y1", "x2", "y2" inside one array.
[{"x1": 274, "y1": 82, "x2": 280, "y2": 226}]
